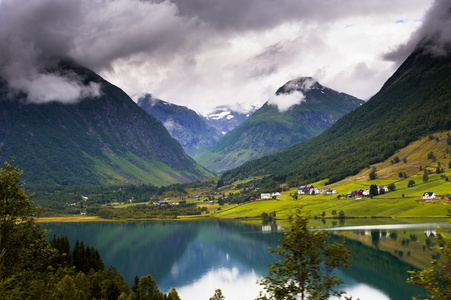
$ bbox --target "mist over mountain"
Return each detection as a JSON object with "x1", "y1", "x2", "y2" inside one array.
[
  {"x1": 196, "y1": 77, "x2": 363, "y2": 174},
  {"x1": 137, "y1": 94, "x2": 222, "y2": 157},
  {"x1": 0, "y1": 60, "x2": 212, "y2": 185}
]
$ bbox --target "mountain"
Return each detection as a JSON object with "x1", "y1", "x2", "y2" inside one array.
[
  {"x1": 137, "y1": 94, "x2": 222, "y2": 157},
  {"x1": 201, "y1": 105, "x2": 258, "y2": 135},
  {"x1": 195, "y1": 77, "x2": 364, "y2": 174},
  {"x1": 0, "y1": 60, "x2": 213, "y2": 186},
  {"x1": 220, "y1": 45, "x2": 451, "y2": 185}
]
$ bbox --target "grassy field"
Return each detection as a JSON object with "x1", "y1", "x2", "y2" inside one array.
[
  {"x1": 37, "y1": 216, "x2": 107, "y2": 223},
  {"x1": 213, "y1": 194, "x2": 449, "y2": 220},
  {"x1": 40, "y1": 132, "x2": 451, "y2": 223}
]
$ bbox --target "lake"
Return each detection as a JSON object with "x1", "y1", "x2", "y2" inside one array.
[{"x1": 42, "y1": 219, "x2": 451, "y2": 300}]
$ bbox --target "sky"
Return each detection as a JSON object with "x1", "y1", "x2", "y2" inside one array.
[{"x1": 0, "y1": 0, "x2": 449, "y2": 114}]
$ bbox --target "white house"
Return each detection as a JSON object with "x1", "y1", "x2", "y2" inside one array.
[
  {"x1": 362, "y1": 190, "x2": 370, "y2": 196},
  {"x1": 324, "y1": 189, "x2": 337, "y2": 195},
  {"x1": 261, "y1": 193, "x2": 271, "y2": 199},
  {"x1": 378, "y1": 186, "x2": 389, "y2": 193},
  {"x1": 272, "y1": 192, "x2": 281, "y2": 199},
  {"x1": 423, "y1": 192, "x2": 437, "y2": 199},
  {"x1": 309, "y1": 188, "x2": 321, "y2": 195}
]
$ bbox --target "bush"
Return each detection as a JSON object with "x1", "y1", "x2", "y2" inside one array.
[
  {"x1": 369, "y1": 167, "x2": 377, "y2": 180},
  {"x1": 387, "y1": 183, "x2": 396, "y2": 191},
  {"x1": 391, "y1": 156, "x2": 400, "y2": 164}
]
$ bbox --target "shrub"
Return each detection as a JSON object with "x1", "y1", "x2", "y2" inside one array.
[
  {"x1": 391, "y1": 156, "x2": 400, "y2": 164},
  {"x1": 388, "y1": 183, "x2": 396, "y2": 191}
]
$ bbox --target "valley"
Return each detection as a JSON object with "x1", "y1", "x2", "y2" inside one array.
[
  {"x1": 2, "y1": 1, "x2": 451, "y2": 299},
  {"x1": 36, "y1": 130, "x2": 451, "y2": 222}
]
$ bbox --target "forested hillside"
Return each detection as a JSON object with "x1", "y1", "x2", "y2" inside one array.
[
  {"x1": 196, "y1": 77, "x2": 363, "y2": 174},
  {"x1": 0, "y1": 60, "x2": 212, "y2": 186},
  {"x1": 221, "y1": 46, "x2": 451, "y2": 185}
]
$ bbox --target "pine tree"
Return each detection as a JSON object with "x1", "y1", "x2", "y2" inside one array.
[{"x1": 257, "y1": 211, "x2": 352, "y2": 300}]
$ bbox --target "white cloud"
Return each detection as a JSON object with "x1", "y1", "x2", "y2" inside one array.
[
  {"x1": 10, "y1": 73, "x2": 100, "y2": 104},
  {"x1": 175, "y1": 267, "x2": 261, "y2": 300},
  {"x1": 268, "y1": 91, "x2": 306, "y2": 112},
  {"x1": 0, "y1": 0, "x2": 437, "y2": 110}
]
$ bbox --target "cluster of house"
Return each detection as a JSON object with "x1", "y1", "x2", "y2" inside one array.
[
  {"x1": 297, "y1": 185, "x2": 337, "y2": 195},
  {"x1": 422, "y1": 193, "x2": 451, "y2": 203},
  {"x1": 297, "y1": 185, "x2": 393, "y2": 198},
  {"x1": 249, "y1": 192, "x2": 282, "y2": 201},
  {"x1": 422, "y1": 192, "x2": 437, "y2": 199},
  {"x1": 148, "y1": 201, "x2": 179, "y2": 206},
  {"x1": 344, "y1": 186, "x2": 389, "y2": 198},
  {"x1": 67, "y1": 195, "x2": 89, "y2": 207},
  {"x1": 247, "y1": 185, "x2": 450, "y2": 202}
]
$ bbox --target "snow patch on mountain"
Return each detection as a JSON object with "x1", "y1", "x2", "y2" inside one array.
[
  {"x1": 208, "y1": 111, "x2": 232, "y2": 120},
  {"x1": 284, "y1": 77, "x2": 317, "y2": 93}
]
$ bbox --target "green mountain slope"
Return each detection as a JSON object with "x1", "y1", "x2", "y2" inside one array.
[
  {"x1": 196, "y1": 77, "x2": 363, "y2": 174},
  {"x1": 0, "y1": 60, "x2": 212, "y2": 185},
  {"x1": 220, "y1": 46, "x2": 451, "y2": 185},
  {"x1": 137, "y1": 94, "x2": 222, "y2": 157}
]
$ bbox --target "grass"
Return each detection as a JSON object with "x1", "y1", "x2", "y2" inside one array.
[
  {"x1": 37, "y1": 216, "x2": 107, "y2": 223},
  {"x1": 213, "y1": 194, "x2": 450, "y2": 220},
  {"x1": 43, "y1": 132, "x2": 451, "y2": 223}
]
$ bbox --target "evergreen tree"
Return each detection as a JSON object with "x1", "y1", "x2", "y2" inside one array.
[
  {"x1": 423, "y1": 169, "x2": 429, "y2": 183},
  {"x1": 0, "y1": 159, "x2": 175, "y2": 299},
  {"x1": 369, "y1": 184, "x2": 378, "y2": 196},
  {"x1": 210, "y1": 289, "x2": 225, "y2": 300},
  {"x1": 134, "y1": 274, "x2": 165, "y2": 300},
  {"x1": 49, "y1": 235, "x2": 72, "y2": 266},
  {"x1": 0, "y1": 159, "x2": 49, "y2": 279},
  {"x1": 369, "y1": 167, "x2": 377, "y2": 180},
  {"x1": 257, "y1": 211, "x2": 352, "y2": 300}
]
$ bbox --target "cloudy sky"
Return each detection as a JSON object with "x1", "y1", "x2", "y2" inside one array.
[{"x1": 0, "y1": 0, "x2": 448, "y2": 113}]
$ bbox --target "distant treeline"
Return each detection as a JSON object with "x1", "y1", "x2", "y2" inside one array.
[
  {"x1": 31, "y1": 180, "x2": 216, "y2": 215},
  {"x1": 89, "y1": 203, "x2": 206, "y2": 219}
]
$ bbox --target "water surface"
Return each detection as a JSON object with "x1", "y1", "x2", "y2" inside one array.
[{"x1": 43, "y1": 220, "x2": 450, "y2": 300}]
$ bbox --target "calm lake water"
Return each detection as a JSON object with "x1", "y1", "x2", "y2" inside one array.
[{"x1": 42, "y1": 220, "x2": 451, "y2": 300}]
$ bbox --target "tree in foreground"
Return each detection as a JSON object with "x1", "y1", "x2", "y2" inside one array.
[
  {"x1": 257, "y1": 211, "x2": 353, "y2": 300},
  {"x1": 0, "y1": 158, "x2": 48, "y2": 279},
  {"x1": 210, "y1": 289, "x2": 226, "y2": 300},
  {"x1": 407, "y1": 224, "x2": 451, "y2": 299},
  {"x1": 0, "y1": 159, "x2": 181, "y2": 299}
]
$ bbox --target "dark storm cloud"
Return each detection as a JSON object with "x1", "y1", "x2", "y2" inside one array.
[
  {"x1": 0, "y1": 0, "x2": 196, "y2": 103},
  {"x1": 384, "y1": 0, "x2": 451, "y2": 63},
  {"x1": 168, "y1": 0, "x2": 403, "y2": 32},
  {"x1": 0, "y1": 0, "x2": 435, "y2": 109}
]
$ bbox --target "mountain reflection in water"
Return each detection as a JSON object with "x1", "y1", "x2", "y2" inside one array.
[{"x1": 43, "y1": 220, "x2": 448, "y2": 300}]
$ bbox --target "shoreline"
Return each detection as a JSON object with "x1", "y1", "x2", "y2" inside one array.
[{"x1": 36, "y1": 214, "x2": 450, "y2": 223}]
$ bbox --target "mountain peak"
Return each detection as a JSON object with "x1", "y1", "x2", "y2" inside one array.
[{"x1": 276, "y1": 77, "x2": 320, "y2": 95}]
